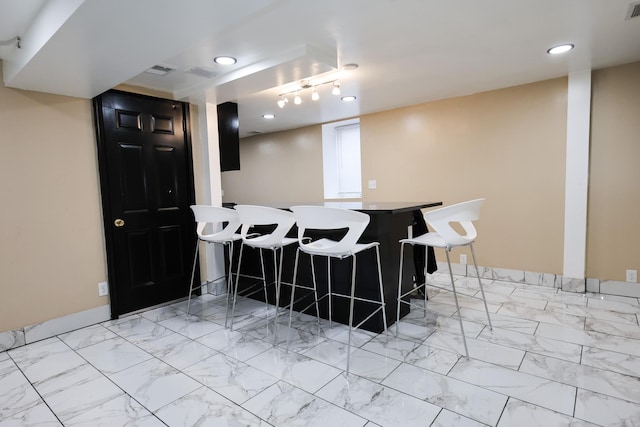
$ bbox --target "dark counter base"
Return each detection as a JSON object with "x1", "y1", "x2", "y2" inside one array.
[{"x1": 231, "y1": 206, "x2": 438, "y2": 333}]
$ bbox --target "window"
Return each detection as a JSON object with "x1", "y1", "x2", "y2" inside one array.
[{"x1": 322, "y1": 118, "x2": 362, "y2": 199}]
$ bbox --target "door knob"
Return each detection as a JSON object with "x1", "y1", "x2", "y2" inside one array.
[{"x1": 114, "y1": 218, "x2": 125, "y2": 227}]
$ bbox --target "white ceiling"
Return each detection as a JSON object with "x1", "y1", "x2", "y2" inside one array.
[{"x1": 1, "y1": 0, "x2": 639, "y2": 138}]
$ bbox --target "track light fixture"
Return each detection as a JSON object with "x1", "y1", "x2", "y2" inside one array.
[
  {"x1": 332, "y1": 81, "x2": 341, "y2": 96},
  {"x1": 0, "y1": 35, "x2": 21, "y2": 48},
  {"x1": 277, "y1": 79, "x2": 342, "y2": 108}
]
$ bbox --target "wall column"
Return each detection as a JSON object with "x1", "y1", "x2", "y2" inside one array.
[
  {"x1": 562, "y1": 70, "x2": 591, "y2": 281},
  {"x1": 196, "y1": 99, "x2": 225, "y2": 287}
]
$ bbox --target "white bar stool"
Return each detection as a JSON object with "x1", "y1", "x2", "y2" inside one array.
[
  {"x1": 187, "y1": 205, "x2": 241, "y2": 321},
  {"x1": 231, "y1": 205, "x2": 297, "y2": 332},
  {"x1": 287, "y1": 205, "x2": 387, "y2": 375},
  {"x1": 396, "y1": 198, "x2": 492, "y2": 358}
]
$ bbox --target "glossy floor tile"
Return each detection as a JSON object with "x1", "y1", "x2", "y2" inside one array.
[{"x1": 2, "y1": 273, "x2": 640, "y2": 426}]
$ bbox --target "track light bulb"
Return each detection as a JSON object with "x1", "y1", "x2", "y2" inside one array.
[
  {"x1": 311, "y1": 87, "x2": 319, "y2": 101},
  {"x1": 277, "y1": 98, "x2": 286, "y2": 108},
  {"x1": 294, "y1": 92, "x2": 302, "y2": 105},
  {"x1": 332, "y1": 81, "x2": 341, "y2": 96}
]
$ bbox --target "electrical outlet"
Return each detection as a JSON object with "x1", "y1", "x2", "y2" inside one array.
[
  {"x1": 368, "y1": 180, "x2": 377, "y2": 189},
  {"x1": 460, "y1": 254, "x2": 467, "y2": 265},
  {"x1": 626, "y1": 270, "x2": 638, "y2": 283},
  {"x1": 98, "y1": 281, "x2": 109, "y2": 296}
]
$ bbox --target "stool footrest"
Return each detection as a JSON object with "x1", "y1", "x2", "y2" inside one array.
[
  {"x1": 425, "y1": 282, "x2": 485, "y2": 302},
  {"x1": 330, "y1": 292, "x2": 386, "y2": 307},
  {"x1": 398, "y1": 282, "x2": 427, "y2": 300},
  {"x1": 353, "y1": 305, "x2": 386, "y2": 331}
]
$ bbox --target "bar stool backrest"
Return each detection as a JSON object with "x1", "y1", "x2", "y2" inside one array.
[
  {"x1": 190, "y1": 205, "x2": 241, "y2": 243},
  {"x1": 423, "y1": 198, "x2": 484, "y2": 248},
  {"x1": 234, "y1": 205, "x2": 296, "y2": 249},
  {"x1": 291, "y1": 205, "x2": 370, "y2": 256}
]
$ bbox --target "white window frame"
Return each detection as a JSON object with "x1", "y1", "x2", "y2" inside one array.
[{"x1": 322, "y1": 118, "x2": 362, "y2": 199}]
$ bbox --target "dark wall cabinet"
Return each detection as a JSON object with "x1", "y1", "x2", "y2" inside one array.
[{"x1": 217, "y1": 102, "x2": 240, "y2": 171}]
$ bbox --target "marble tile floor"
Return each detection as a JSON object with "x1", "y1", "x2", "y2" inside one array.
[{"x1": 2, "y1": 273, "x2": 640, "y2": 426}]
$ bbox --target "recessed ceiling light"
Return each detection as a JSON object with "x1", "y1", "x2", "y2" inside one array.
[
  {"x1": 547, "y1": 44, "x2": 574, "y2": 55},
  {"x1": 341, "y1": 96, "x2": 357, "y2": 102},
  {"x1": 214, "y1": 56, "x2": 237, "y2": 65},
  {"x1": 262, "y1": 114, "x2": 275, "y2": 119}
]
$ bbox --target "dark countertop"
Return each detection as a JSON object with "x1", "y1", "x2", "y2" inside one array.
[
  {"x1": 315, "y1": 201, "x2": 442, "y2": 214},
  {"x1": 225, "y1": 201, "x2": 442, "y2": 214}
]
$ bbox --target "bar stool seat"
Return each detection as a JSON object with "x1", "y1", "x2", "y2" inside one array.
[
  {"x1": 396, "y1": 198, "x2": 492, "y2": 358},
  {"x1": 187, "y1": 205, "x2": 241, "y2": 318},
  {"x1": 231, "y1": 205, "x2": 296, "y2": 332},
  {"x1": 287, "y1": 205, "x2": 387, "y2": 374}
]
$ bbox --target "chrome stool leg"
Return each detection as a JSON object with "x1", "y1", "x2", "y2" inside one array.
[
  {"x1": 229, "y1": 244, "x2": 245, "y2": 331},
  {"x1": 186, "y1": 239, "x2": 200, "y2": 315},
  {"x1": 224, "y1": 242, "x2": 235, "y2": 328},
  {"x1": 346, "y1": 255, "x2": 357, "y2": 375},
  {"x1": 375, "y1": 246, "x2": 388, "y2": 335},
  {"x1": 446, "y1": 250, "x2": 469, "y2": 358},
  {"x1": 396, "y1": 242, "x2": 406, "y2": 336},
  {"x1": 471, "y1": 244, "x2": 492, "y2": 330}
]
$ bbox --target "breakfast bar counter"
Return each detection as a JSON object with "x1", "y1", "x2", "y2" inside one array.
[{"x1": 233, "y1": 201, "x2": 442, "y2": 332}]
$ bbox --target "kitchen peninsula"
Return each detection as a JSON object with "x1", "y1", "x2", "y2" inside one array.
[{"x1": 232, "y1": 201, "x2": 442, "y2": 332}]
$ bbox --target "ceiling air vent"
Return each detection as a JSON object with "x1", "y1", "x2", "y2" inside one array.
[
  {"x1": 626, "y1": 1, "x2": 640, "y2": 19},
  {"x1": 144, "y1": 64, "x2": 175, "y2": 76},
  {"x1": 185, "y1": 66, "x2": 217, "y2": 79}
]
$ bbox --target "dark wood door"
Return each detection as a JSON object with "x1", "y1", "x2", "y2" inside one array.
[{"x1": 93, "y1": 90, "x2": 197, "y2": 317}]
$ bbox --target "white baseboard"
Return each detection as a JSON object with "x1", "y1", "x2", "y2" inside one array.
[
  {"x1": 598, "y1": 280, "x2": 640, "y2": 298},
  {"x1": 1, "y1": 305, "x2": 110, "y2": 352},
  {"x1": 0, "y1": 329, "x2": 25, "y2": 353},
  {"x1": 436, "y1": 261, "x2": 588, "y2": 292}
]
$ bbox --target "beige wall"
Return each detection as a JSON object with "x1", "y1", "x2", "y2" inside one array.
[
  {"x1": 0, "y1": 70, "x2": 205, "y2": 333},
  {"x1": 222, "y1": 126, "x2": 325, "y2": 204},
  {"x1": 588, "y1": 62, "x2": 640, "y2": 281},
  {"x1": 223, "y1": 78, "x2": 568, "y2": 274},
  {"x1": 0, "y1": 68, "x2": 107, "y2": 331}
]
